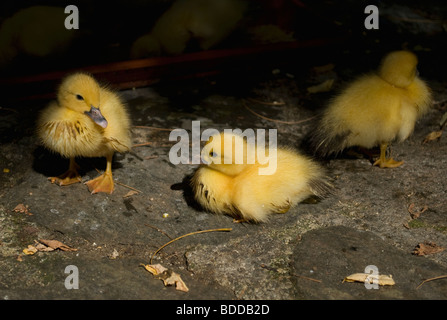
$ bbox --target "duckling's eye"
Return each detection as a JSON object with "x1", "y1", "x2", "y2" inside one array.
[
  {"x1": 209, "y1": 151, "x2": 217, "y2": 157},
  {"x1": 75, "y1": 94, "x2": 84, "y2": 101}
]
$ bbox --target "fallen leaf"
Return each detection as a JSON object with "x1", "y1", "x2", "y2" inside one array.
[
  {"x1": 412, "y1": 241, "x2": 445, "y2": 256},
  {"x1": 23, "y1": 245, "x2": 38, "y2": 255},
  {"x1": 123, "y1": 190, "x2": 139, "y2": 198},
  {"x1": 38, "y1": 239, "x2": 78, "y2": 252},
  {"x1": 408, "y1": 203, "x2": 428, "y2": 219},
  {"x1": 141, "y1": 263, "x2": 167, "y2": 276},
  {"x1": 23, "y1": 239, "x2": 77, "y2": 254},
  {"x1": 161, "y1": 271, "x2": 189, "y2": 292},
  {"x1": 141, "y1": 263, "x2": 189, "y2": 292},
  {"x1": 307, "y1": 79, "x2": 334, "y2": 94},
  {"x1": 13, "y1": 204, "x2": 33, "y2": 216},
  {"x1": 423, "y1": 130, "x2": 443, "y2": 144},
  {"x1": 343, "y1": 273, "x2": 395, "y2": 286},
  {"x1": 34, "y1": 242, "x2": 54, "y2": 252}
]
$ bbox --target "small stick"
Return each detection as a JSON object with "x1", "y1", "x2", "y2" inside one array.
[
  {"x1": 133, "y1": 142, "x2": 174, "y2": 148},
  {"x1": 133, "y1": 142, "x2": 155, "y2": 148},
  {"x1": 247, "y1": 97, "x2": 285, "y2": 106},
  {"x1": 416, "y1": 275, "x2": 447, "y2": 289},
  {"x1": 133, "y1": 125, "x2": 175, "y2": 131},
  {"x1": 0, "y1": 106, "x2": 19, "y2": 113},
  {"x1": 144, "y1": 223, "x2": 173, "y2": 240},
  {"x1": 115, "y1": 181, "x2": 142, "y2": 193},
  {"x1": 150, "y1": 228, "x2": 232, "y2": 264}
]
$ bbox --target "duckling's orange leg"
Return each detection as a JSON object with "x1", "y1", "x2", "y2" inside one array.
[
  {"x1": 49, "y1": 157, "x2": 82, "y2": 186},
  {"x1": 85, "y1": 153, "x2": 114, "y2": 194},
  {"x1": 373, "y1": 143, "x2": 404, "y2": 168}
]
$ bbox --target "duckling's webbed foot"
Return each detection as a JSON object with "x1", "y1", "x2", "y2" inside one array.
[
  {"x1": 85, "y1": 172, "x2": 114, "y2": 194},
  {"x1": 85, "y1": 154, "x2": 115, "y2": 194},
  {"x1": 48, "y1": 171, "x2": 82, "y2": 186},
  {"x1": 48, "y1": 158, "x2": 82, "y2": 186},
  {"x1": 373, "y1": 158, "x2": 404, "y2": 168},
  {"x1": 373, "y1": 142, "x2": 403, "y2": 168}
]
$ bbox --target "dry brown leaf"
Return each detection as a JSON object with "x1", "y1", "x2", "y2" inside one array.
[
  {"x1": 412, "y1": 241, "x2": 445, "y2": 256},
  {"x1": 307, "y1": 79, "x2": 334, "y2": 94},
  {"x1": 13, "y1": 204, "x2": 33, "y2": 215},
  {"x1": 343, "y1": 273, "x2": 395, "y2": 286},
  {"x1": 23, "y1": 245, "x2": 38, "y2": 255},
  {"x1": 141, "y1": 263, "x2": 189, "y2": 292},
  {"x1": 408, "y1": 203, "x2": 428, "y2": 219},
  {"x1": 123, "y1": 190, "x2": 139, "y2": 198},
  {"x1": 38, "y1": 239, "x2": 78, "y2": 252},
  {"x1": 23, "y1": 239, "x2": 77, "y2": 254},
  {"x1": 423, "y1": 130, "x2": 443, "y2": 144}
]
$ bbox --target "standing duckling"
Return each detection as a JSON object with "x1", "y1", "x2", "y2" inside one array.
[
  {"x1": 191, "y1": 132, "x2": 331, "y2": 222},
  {"x1": 309, "y1": 50, "x2": 432, "y2": 168},
  {"x1": 37, "y1": 72, "x2": 132, "y2": 194}
]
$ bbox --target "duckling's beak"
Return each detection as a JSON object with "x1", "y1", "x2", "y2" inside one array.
[{"x1": 85, "y1": 106, "x2": 108, "y2": 128}]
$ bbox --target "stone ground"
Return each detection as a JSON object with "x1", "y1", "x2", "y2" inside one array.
[{"x1": 1, "y1": 2, "x2": 447, "y2": 301}]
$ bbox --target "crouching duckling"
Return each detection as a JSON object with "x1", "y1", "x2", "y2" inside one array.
[
  {"x1": 191, "y1": 132, "x2": 332, "y2": 222},
  {"x1": 309, "y1": 50, "x2": 432, "y2": 168},
  {"x1": 36, "y1": 72, "x2": 132, "y2": 194}
]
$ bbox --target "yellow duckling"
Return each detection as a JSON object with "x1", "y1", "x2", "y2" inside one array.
[
  {"x1": 309, "y1": 50, "x2": 432, "y2": 168},
  {"x1": 191, "y1": 132, "x2": 331, "y2": 222},
  {"x1": 130, "y1": 0, "x2": 247, "y2": 58},
  {"x1": 37, "y1": 72, "x2": 132, "y2": 194}
]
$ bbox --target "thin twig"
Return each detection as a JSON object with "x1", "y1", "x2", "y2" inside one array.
[
  {"x1": 243, "y1": 100, "x2": 316, "y2": 125},
  {"x1": 133, "y1": 142, "x2": 155, "y2": 148},
  {"x1": 416, "y1": 275, "x2": 447, "y2": 289},
  {"x1": 150, "y1": 228, "x2": 232, "y2": 264},
  {"x1": 0, "y1": 106, "x2": 19, "y2": 114},
  {"x1": 292, "y1": 274, "x2": 322, "y2": 283},
  {"x1": 144, "y1": 224, "x2": 173, "y2": 240},
  {"x1": 133, "y1": 142, "x2": 174, "y2": 148},
  {"x1": 115, "y1": 181, "x2": 142, "y2": 193},
  {"x1": 133, "y1": 125, "x2": 175, "y2": 131},
  {"x1": 247, "y1": 97, "x2": 285, "y2": 106}
]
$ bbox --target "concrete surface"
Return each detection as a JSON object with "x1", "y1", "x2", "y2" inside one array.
[{"x1": 1, "y1": 2, "x2": 447, "y2": 300}]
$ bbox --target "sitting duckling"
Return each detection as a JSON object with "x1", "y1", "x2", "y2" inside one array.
[
  {"x1": 130, "y1": 0, "x2": 247, "y2": 58},
  {"x1": 0, "y1": 6, "x2": 80, "y2": 68},
  {"x1": 37, "y1": 72, "x2": 132, "y2": 194},
  {"x1": 309, "y1": 50, "x2": 432, "y2": 168},
  {"x1": 191, "y1": 132, "x2": 331, "y2": 222}
]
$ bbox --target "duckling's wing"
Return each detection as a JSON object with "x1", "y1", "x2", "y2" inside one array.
[
  {"x1": 37, "y1": 102, "x2": 104, "y2": 158},
  {"x1": 105, "y1": 136, "x2": 132, "y2": 153}
]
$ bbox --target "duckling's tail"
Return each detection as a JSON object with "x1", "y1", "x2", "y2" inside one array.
[
  {"x1": 308, "y1": 175, "x2": 334, "y2": 199},
  {"x1": 307, "y1": 121, "x2": 349, "y2": 158}
]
